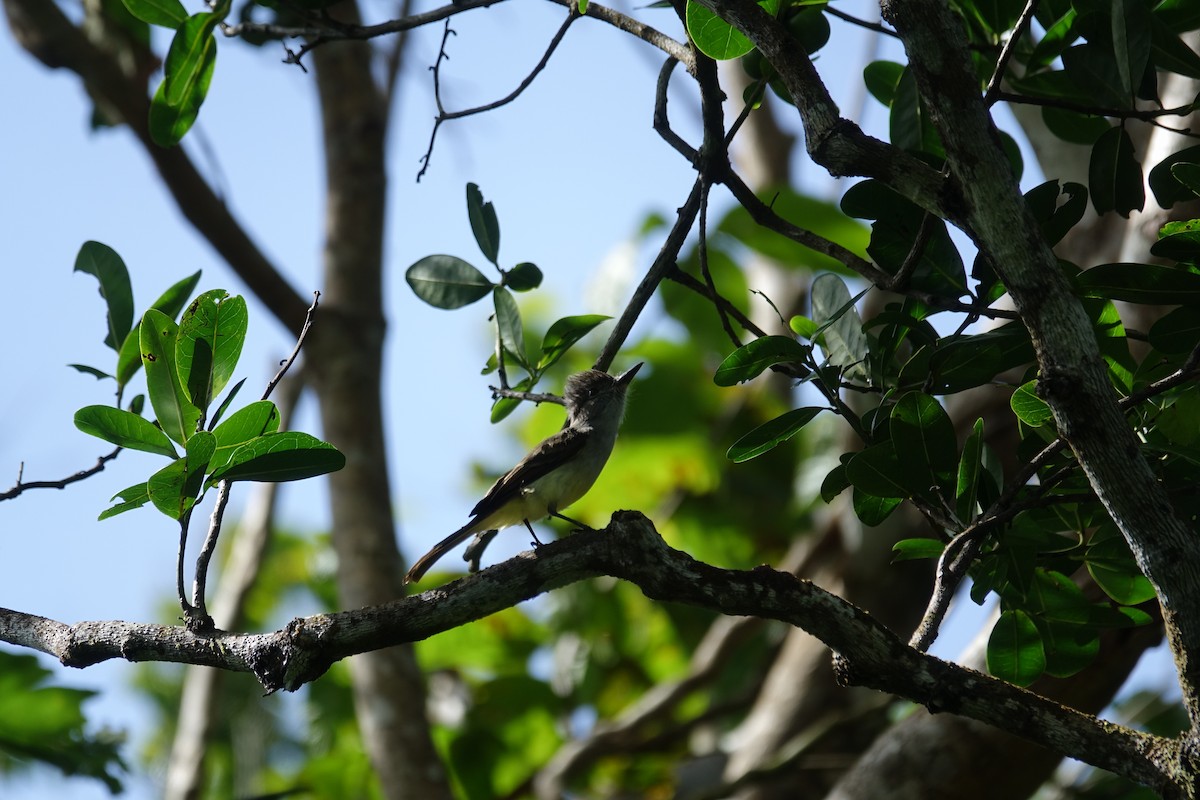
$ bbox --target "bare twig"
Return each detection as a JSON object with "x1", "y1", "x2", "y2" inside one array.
[
  {"x1": 418, "y1": 11, "x2": 579, "y2": 180},
  {"x1": 0, "y1": 447, "x2": 122, "y2": 502},
  {"x1": 983, "y1": 0, "x2": 1038, "y2": 105},
  {"x1": 490, "y1": 386, "x2": 565, "y2": 406},
  {"x1": 263, "y1": 291, "x2": 320, "y2": 401}
]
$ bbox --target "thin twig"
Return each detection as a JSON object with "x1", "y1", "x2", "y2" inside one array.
[
  {"x1": 983, "y1": 0, "x2": 1038, "y2": 105},
  {"x1": 263, "y1": 291, "x2": 320, "y2": 401},
  {"x1": 490, "y1": 387, "x2": 565, "y2": 406},
  {"x1": 0, "y1": 447, "x2": 122, "y2": 502},
  {"x1": 668, "y1": 267, "x2": 767, "y2": 339},
  {"x1": 652, "y1": 58, "x2": 697, "y2": 162},
  {"x1": 823, "y1": 6, "x2": 899, "y2": 38},
  {"x1": 418, "y1": 10, "x2": 577, "y2": 180},
  {"x1": 886, "y1": 211, "x2": 936, "y2": 291}
]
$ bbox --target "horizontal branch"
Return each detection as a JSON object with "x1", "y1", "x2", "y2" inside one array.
[{"x1": 0, "y1": 514, "x2": 1173, "y2": 793}]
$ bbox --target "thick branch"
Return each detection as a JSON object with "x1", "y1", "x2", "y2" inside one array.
[
  {"x1": 0, "y1": 514, "x2": 1175, "y2": 794},
  {"x1": 882, "y1": 0, "x2": 1200, "y2": 732}
]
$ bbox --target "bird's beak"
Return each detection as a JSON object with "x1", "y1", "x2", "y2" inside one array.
[{"x1": 616, "y1": 362, "x2": 643, "y2": 386}]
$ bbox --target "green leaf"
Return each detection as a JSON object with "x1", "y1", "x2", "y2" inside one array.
[
  {"x1": 1062, "y1": 44, "x2": 1130, "y2": 108},
  {"x1": 121, "y1": 0, "x2": 187, "y2": 27},
  {"x1": 208, "y1": 376, "x2": 246, "y2": 429},
  {"x1": 210, "y1": 400, "x2": 280, "y2": 474},
  {"x1": 578, "y1": 0, "x2": 588, "y2": 12},
  {"x1": 176, "y1": 289, "x2": 247, "y2": 414},
  {"x1": 406, "y1": 255, "x2": 494, "y2": 309},
  {"x1": 714, "y1": 335, "x2": 811, "y2": 386},
  {"x1": 987, "y1": 609, "x2": 1046, "y2": 687},
  {"x1": 74, "y1": 405, "x2": 178, "y2": 457},
  {"x1": 727, "y1": 407, "x2": 824, "y2": 463},
  {"x1": 1089, "y1": 126, "x2": 1145, "y2": 217},
  {"x1": 811, "y1": 274, "x2": 868, "y2": 378},
  {"x1": 69, "y1": 364, "x2": 113, "y2": 381},
  {"x1": 1076, "y1": 262, "x2": 1200, "y2": 304},
  {"x1": 1011, "y1": 380, "x2": 1054, "y2": 426},
  {"x1": 892, "y1": 537, "x2": 944, "y2": 562},
  {"x1": 1041, "y1": 107, "x2": 1109, "y2": 146},
  {"x1": 789, "y1": 315, "x2": 818, "y2": 340},
  {"x1": 116, "y1": 270, "x2": 202, "y2": 389},
  {"x1": 1086, "y1": 524, "x2": 1156, "y2": 605},
  {"x1": 493, "y1": 287, "x2": 529, "y2": 371},
  {"x1": 956, "y1": 418, "x2": 984, "y2": 522},
  {"x1": 149, "y1": 13, "x2": 219, "y2": 147},
  {"x1": 505, "y1": 262, "x2": 542, "y2": 292},
  {"x1": 74, "y1": 241, "x2": 134, "y2": 352},
  {"x1": 821, "y1": 461, "x2": 850, "y2": 502},
  {"x1": 889, "y1": 67, "x2": 941, "y2": 157},
  {"x1": 903, "y1": 324, "x2": 1034, "y2": 394},
  {"x1": 852, "y1": 489, "x2": 902, "y2": 525},
  {"x1": 99, "y1": 482, "x2": 151, "y2": 520},
  {"x1": 685, "y1": 0, "x2": 779, "y2": 60},
  {"x1": 1170, "y1": 164, "x2": 1200, "y2": 198},
  {"x1": 210, "y1": 432, "x2": 346, "y2": 484},
  {"x1": 141, "y1": 309, "x2": 201, "y2": 445},
  {"x1": 490, "y1": 375, "x2": 534, "y2": 424},
  {"x1": 1149, "y1": 146, "x2": 1200, "y2": 208},
  {"x1": 147, "y1": 433, "x2": 213, "y2": 519},
  {"x1": 1150, "y1": 15, "x2": 1200, "y2": 79},
  {"x1": 538, "y1": 314, "x2": 611, "y2": 371},
  {"x1": 863, "y1": 60, "x2": 904, "y2": 107},
  {"x1": 1112, "y1": 0, "x2": 1152, "y2": 99},
  {"x1": 466, "y1": 183, "x2": 501, "y2": 265},
  {"x1": 846, "y1": 442, "x2": 910, "y2": 499},
  {"x1": 1024, "y1": 180, "x2": 1088, "y2": 246},
  {"x1": 1149, "y1": 306, "x2": 1200, "y2": 353},
  {"x1": 889, "y1": 392, "x2": 957, "y2": 501}
]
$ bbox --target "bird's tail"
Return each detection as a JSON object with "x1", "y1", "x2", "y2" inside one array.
[{"x1": 404, "y1": 520, "x2": 483, "y2": 585}]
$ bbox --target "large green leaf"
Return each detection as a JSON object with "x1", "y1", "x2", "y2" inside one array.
[
  {"x1": 74, "y1": 406, "x2": 178, "y2": 458},
  {"x1": 1112, "y1": 0, "x2": 1152, "y2": 99},
  {"x1": 406, "y1": 255, "x2": 493, "y2": 309},
  {"x1": 466, "y1": 183, "x2": 501, "y2": 265},
  {"x1": 98, "y1": 482, "x2": 151, "y2": 520},
  {"x1": 1086, "y1": 524, "x2": 1156, "y2": 605},
  {"x1": 1150, "y1": 15, "x2": 1200, "y2": 78},
  {"x1": 727, "y1": 407, "x2": 824, "y2": 463},
  {"x1": 1011, "y1": 380, "x2": 1054, "y2": 427},
  {"x1": 149, "y1": 13, "x2": 219, "y2": 147},
  {"x1": 147, "y1": 432, "x2": 214, "y2": 519},
  {"x1": 176, "y1": 289, "x2": 247, "y2": 414},
  {"x1": 116, "y1": 270, "x2": 202, "y2": 389},
  {"x1": 210, "y1": 432, "x2": 345, "y2": 484},
  {"x1": 685, "y1": 0, "x2": 780, "y2": 60},
  {"x1": 714, "y1": 335, "x2": 811, "y2": 386},
  {"x1": 811, "y1": 274, "x2": 868, "y2": 378},
  {"x1": 538, "y1": 314, "x2": 610, "y2": 371},
  {"x1": 889, "y1": 392, "x2": 956, "y2": 500},
  {"x1": 1149, "y1": 305, "x2": 1200, "y2": 353},
  {"x1": 1024, "y1": 180, "x2": 1088, "y2": 246},
  {"x1": 493, "y1": 287, "x2": 529, "y2": 371},
  {"x1": 1089, "y1": 126, "x2": 1144, "y2": 217},
  {"x1": 1076, "y1": 262, "x2": 1200, "y2": 304},
  {"x1": 74, "y1": 241, "x2": 134, "y2": 352},
  {"x1": 209, "y1": 400, "x2": 281, "y2": 473},
  {"x1": 846, "y1": 441, "x2": 911, "y2": 499},
  {"x1": 987, "y1": 609, "x2": 1046, "y2": 687},
  {"x1": 1150, "y1": 146, "x2": 1200, "y2": 208},
  {"x1": 140, "y1": 309, "x2": 201, "y2": 445},
  {"x1": 121, "y1": 0, "x2": 187, "y2": 27},
  {"x1": 1150, "y1": 217, "x2": 1200, "y2": 264},
  {"x1": 956, "y1": 418, "x2": 984, "y2": 522}
]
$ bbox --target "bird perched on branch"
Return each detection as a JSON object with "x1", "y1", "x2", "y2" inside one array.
[{"x1": 405, "y1": 363, "x2": 643, "y2": 584}]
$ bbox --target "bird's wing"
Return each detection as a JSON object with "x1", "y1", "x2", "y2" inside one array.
[{"x1": 468, "y1": 427, "x2": 590, "y2": 518}]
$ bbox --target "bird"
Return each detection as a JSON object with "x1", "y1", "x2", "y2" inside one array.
[{"x1": 405, "y1": 362, "x2": 643, "y2": 584}]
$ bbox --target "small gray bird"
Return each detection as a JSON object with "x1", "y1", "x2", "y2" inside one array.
[{"x1": 405, "y1": 363, "x2": 642, "y2": 584}]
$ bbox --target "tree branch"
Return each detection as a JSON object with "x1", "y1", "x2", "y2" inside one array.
[{"x1": 0, "y1": 513, "x2": 1177, "y2": 794}]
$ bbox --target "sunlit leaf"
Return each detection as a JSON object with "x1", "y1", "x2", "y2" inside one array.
[{"x1": 987, "y1": 609, "x2": 1045, "y2": 686}]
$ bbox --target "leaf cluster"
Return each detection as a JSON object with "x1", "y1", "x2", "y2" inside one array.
[{"x1": 70, "y1": 242, "x2": 344, "y2": 523}]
